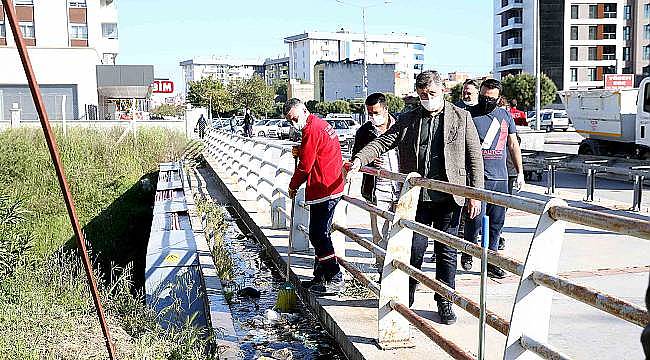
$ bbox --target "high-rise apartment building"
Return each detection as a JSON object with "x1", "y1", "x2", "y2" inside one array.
[
  {"x1": 179, "y1": 56, "x2": 265, "y2": 95},
  {"x1": 0, "y1": 0, "x2": 119, "y2": 121},
  {"x1": 284, "y1": 29, "x2": 426, "y2": 97},
  {"x1": 494, "y1": 0, "x2": 650, "y2": 90}
]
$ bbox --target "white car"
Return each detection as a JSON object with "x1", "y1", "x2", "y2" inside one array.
[
  {"x1": 529, "y1": 110, "x2": 570, "y2": 132},
  {"x1": 267, "y1": 120, "x2": 292, "y2": 139},
  {"x1": 325, "y1": 119, "x2": 355, "y2": 152},
  {"x1": 325, "y1": 113, "x2": 360, "y2": 133},
  {"x1": 252, "y1": 119, "x2": 276, "y2": 137}
]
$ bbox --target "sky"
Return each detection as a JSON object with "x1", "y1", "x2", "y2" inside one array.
[{"x1": 117, "y1": 0, "x2": 494, "y2": 90}]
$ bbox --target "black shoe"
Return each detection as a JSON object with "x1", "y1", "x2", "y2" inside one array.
[
  {"x1": 460, "y1": 254, "x2": 473, "y2": 271},
  {"x1": 498, "y1": 237, "x2": 506, "y2": 250},
  {"x1": 301, "y1": 275, "x2": 324, "y2": 289},
  {"x1": 437, "y1": 301, "x2": 457, "y2": 325},
  {"x1": 310, "y1": 273, "x2": 344, "y2": 296},
  {"x1": 487, "y1": 265, "x2": 506, "y2": 279}
]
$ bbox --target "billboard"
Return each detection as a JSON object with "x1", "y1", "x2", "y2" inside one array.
[
  {"x1": 152, "y1": 80, "x2": 174, "y2": 94},
  {"x1": 604, "y1": 74, "x2": 634, "y2": 90}
]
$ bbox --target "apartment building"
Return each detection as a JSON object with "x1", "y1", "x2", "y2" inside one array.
[
  {"x1": 179, "y1": 56, "x2": 265, "y2": 95},
  {"x1": 0, "y1": 0, "x2": 119, "y2": 121},
  {"x1": 494, "y1": 0, "x2": 650, "y2": 90},
  {"x1": 284, "y1": 29, "x2": 426, "y2": 96},
  {"x1": 263, "y1": 57, "x2": 289, "y2": 85}
]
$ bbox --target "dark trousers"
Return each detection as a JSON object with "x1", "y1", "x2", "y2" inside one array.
[
  {"x1": 198, "y1": 128, "x2": 205, "y2": 139},
  {"x1": 411, "y1": 199, "x2": 461, "y2": 303},
  {"x1": 309, "y1": 197, "x2": 341, "y2": 280},
  {"x1": 464, "y1": 179, "x2": 508, "y2": 251}
]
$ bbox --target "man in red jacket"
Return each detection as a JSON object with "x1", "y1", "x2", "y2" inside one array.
[{"x1": 284, "y1": 98, "x2": 346, "y2": 295}]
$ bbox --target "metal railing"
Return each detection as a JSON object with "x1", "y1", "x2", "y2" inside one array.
[{"x1": 204, "y1": 129, "x2": 650, "y2": 360}]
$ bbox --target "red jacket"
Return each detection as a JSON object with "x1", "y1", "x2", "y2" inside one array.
[
  {"x1": 509, "y1": 107, "x2": 528, "y2": 126},
  {"x1": 289, "y1": 114, "x2": 345, "y2": 204}
]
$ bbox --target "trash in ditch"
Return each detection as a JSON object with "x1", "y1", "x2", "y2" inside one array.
[{"x1": 238, "y1": 286, "x2": 261, "y2": 298}]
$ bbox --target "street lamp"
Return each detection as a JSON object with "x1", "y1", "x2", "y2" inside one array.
[{"x1": 336, "y1": 0, "x2": 391, "y2": 112}]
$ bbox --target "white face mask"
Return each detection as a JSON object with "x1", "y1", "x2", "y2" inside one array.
[
  {"x1": 294, "y1": 113, "x2": 308, "y2": 130},
  {"x1": 421, "y1": 95, "x2": 444, "y2": 112},
  {"x1": 368, "y1": 113, "x2": 386, "y2": 126},
  {"x1": 463, "y1": 99, "x2": 477, "y2": 106}
]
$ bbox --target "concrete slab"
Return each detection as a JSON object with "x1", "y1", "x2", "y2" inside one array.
[{"x1": 202, "y1": 152, "x2": 649, "y2": 360}]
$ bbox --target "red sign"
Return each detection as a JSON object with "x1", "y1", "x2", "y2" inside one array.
[
  {"x1": 152, "y1": 80, "x2": 174, "y2": 94},
  {"x1": 604, "y1": 74, "x2": 634, "y2": 90}
]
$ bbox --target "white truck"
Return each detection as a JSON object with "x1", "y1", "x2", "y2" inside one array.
[{"x1": 560, "y1": 78, "x2": 650, "y2": 160}]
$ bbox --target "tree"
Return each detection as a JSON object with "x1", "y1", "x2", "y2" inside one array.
[
  {"x1": 186, "y1": 76, "x2": 233, "y2": 118},
  {"x1": 501, "y1": 73, "x2": 558, "y2": 110},
  {"x1": 228, "y1": 75, "x2": 275, "y2": 116},
  {"x1": 330, "y1": 100, "x2": 350, "y2": 114},
  {"x1": 314, "y1": 101, "x2": 331, "y2": 115},
  {"x1": 271, "y1": 79, "x2": 288, "y2": 103},
  {"x1": 150, "y1": 104, "x2": 185, "y2": 118},
  {"x1": 448, "y1": 83, "x2": 463, "y2": 104},
  {"x1": 385, "y1": 93, "x2": 405, "y2": 114}
]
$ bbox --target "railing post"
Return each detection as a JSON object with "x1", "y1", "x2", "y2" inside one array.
[
  {"x1": 585, "y1": 167, "x2": 596, "y2": 202},
  {"x1": 377, "y1": 172, "x2": 421, "y2": 350},
  {"x1": 504, "y1": 197, "x2": 568, "y2": 359},
  {"x1": 545, "y1": 162, "x2": 557, "y2": 195},
  {"x1": 332, "y1": 189, "x2": 348, "y2": 263},
  {"x1": 630, "y1": 166, "x2": 648, "y2": 212},
  {"x1": 291, "y1": 188, "x2": 310, "y2": 252},
  {"x1": 271, "y1": 194, "x2": 287, "y2": 229}
]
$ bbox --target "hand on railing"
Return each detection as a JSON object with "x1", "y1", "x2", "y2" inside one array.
[
  {"x1": 292, "y1": 145, "x2": 300, "y2": 159},
  {"x1": 515, "y1": 172, "x2": 525, "y2": 192},
  {"x1": 342, "y1": 159, "x2": 361, "y2": 183},
  {"x1": 288, "y1": 188, "x2": 297, "y2": 199}
]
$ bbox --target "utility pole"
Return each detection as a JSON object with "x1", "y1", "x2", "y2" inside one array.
[
  {"x1": 534, "y1": 0, "x2": 541, "y2": 131},
  {"x1": 362, "y1": 6, "x2": 368, "y2": 103}
]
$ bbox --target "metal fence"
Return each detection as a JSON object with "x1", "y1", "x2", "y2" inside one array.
[{"x1": 204, "y1": 128, "x2": 650, "y2": 360}]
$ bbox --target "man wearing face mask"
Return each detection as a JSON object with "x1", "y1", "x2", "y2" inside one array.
[
  {"x1": 455, "y1": 79, "x2": 479, "y2": 109},
  {"x1": 284, "y1": 98, "x2": 346, "y2": 295},
  {"x1": 351, "y1": 93, "x2": 400, "y2": 256},
  {"x1": 345, "y1": 71, "x2": 484, "y2": 325},
  {"x1": 462, "y1": 79, "x2": 524, "y2": 278}
]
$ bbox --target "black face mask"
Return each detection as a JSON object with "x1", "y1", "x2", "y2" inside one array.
[{"x1": 476, "y1": 94, "x2": 498, "y2": 116}]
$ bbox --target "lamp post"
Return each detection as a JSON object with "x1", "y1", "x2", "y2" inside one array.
[
  {"x1": 336, "y1": 0, "x2": 391, "y2": 118},
  {"x1": 534, "y1": 0, "x2": 541, "y2": 131}
]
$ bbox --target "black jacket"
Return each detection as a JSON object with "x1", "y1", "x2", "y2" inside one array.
[
  {"x1": 351, "y1": 101, "x2": 484, "y2": 207},
  {"x1": 351, "y1": 115, "x2": 396, "y2": 202}
]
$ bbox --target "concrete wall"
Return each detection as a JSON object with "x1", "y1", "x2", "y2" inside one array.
[{"x1": 315, "y1": 62, "x2": 395, "y2": 101}]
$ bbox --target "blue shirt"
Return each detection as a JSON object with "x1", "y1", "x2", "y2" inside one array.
[{"x1": 472, "y1": 108, "x2": 516, "y2": 180}]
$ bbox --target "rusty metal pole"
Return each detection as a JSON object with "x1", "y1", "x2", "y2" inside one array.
[{"x1": 1, "y1": 1, "x2": 116, "y2": 358}]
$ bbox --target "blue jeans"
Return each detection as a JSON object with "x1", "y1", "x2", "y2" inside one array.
[
  {"x1": 309, "y1": 197, "x2": 341, "y2": 280},
  {"x1": 411, "y1": 199, "x2": 461, "y2": 303},
  {"x1": 464, "y1": 179, "x2": 508, "y2": 251}
]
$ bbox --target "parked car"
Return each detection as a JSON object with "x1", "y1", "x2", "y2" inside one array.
[
  {"x1": 252, "y1": 119, "x2": 276, "y2": 137},
  {"x1": 528, "y1": 110, "x2": 570, "y2": 132},
  {"x1": 325, "y1": 119, "x2": 355, "y2": 152},
  {"x1": 267, "y1": 120, "x2": 292, "y2": 139},
  {"x1": 325, "y1": 113, "x2": 360, "y2": 133}
]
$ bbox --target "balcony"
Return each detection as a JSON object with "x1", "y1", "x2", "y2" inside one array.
[
  {"x1": 507, "y1": 57, "x2": 522, "y2": 65},
  {"x1": 497, "y1": 0, "x2": 523, "y2": 15},
  {"x1": 603, "y1": 33, "x2": 616, "y2": 39},
  {"x1": 603, "y1": 54, "x2": 616, "y2": 60}
]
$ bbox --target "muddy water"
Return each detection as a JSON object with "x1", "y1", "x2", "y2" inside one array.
[{"x1": 221, "y1": 206, "x2": 345, "y2": 360}]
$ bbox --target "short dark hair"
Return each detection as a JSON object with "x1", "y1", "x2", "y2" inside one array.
[
  {"x1": 480, "y1": 79, "x2": 502, "y2": 95},
  {"x1": 463, "y1": 79, "x2": 479, "y2": 89},
  {"x1": 509, "y1": 98, "x2": 518, "y2": 107},
  {"x1": 365, "y1": 93, "x2": 387, "y2": 107},
  {"x1": 415, "y1": 70, "x2": 443, "y2": 89},
  {"x1": 283, "y1": 98, "x2": 302, "y2": 116}
]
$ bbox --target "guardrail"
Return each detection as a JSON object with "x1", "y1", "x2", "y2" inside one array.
[{"x1": 204, "y1": 129, "x2": 650, "y2": 359}]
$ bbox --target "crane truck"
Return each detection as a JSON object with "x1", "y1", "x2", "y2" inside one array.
[{"x1": 560, "y1": 78, "x2": 650, "y2": 160}]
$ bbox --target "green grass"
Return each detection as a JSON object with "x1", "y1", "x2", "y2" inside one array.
[{"x1": 0, "y1": 127, "x2": 219, "y2": 359}]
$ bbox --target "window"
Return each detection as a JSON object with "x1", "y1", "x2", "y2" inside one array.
[
  {"x1": 644, "y1": 46, "x2": 650, "y2": 60},
  {"x1": 69, "y1": 0, "x2": 86, "y2": 7},
  {"x1": 624, "y1": 26, "x2": 631, "y2": 41},
  {"x1": 571, "y1": 68, "x2": 578, "y2": 82},
  {"x1": 588, "y1": 4, "x2": 598, "y2": 18},
  {"x1": 14, "y1": 0, "x2": 33, "y2": 4},
  {"x1": 414, "y1": 54, "x2": 424, "y2": 61},
  {"x1": 0, "y1": 21, "x2": 4, "y2": 38},
  {"x1": 571, "y1": 5, "x2": 578, "y2": 19},
  {"x1": 603, "y1": 24, "x2": 616, "y2": 39},
  {"x1": 603, "y1": 3, "x2": 616, "y2": 18},
  {"x1": 571, "y1": 26, "x2": 578, "y2": 40},
  {"x1": 646, "y1": 4, "x2": 650, "y2": 18},
  {"x1": 645, "y1": 25, "x2": 650, "y2": 40},
  {"x1": 588, "y1": 68, "x2": 597, "y2": 81},
  {"x1": 623, "y1": 66, "x2": 632, "y2": 74},
  {"x1": 70, "y1": 24, "x2": 88, "y2": 40},
  {"x1": 623, "y1": 47, "x2": 631, "y2": 61},
  {"x1": 102, "y1": 23, "x2": 118, "y2": 39},
  {"x1": 413, "y1": 44, "x2": 424, "y2": 51},
  {"x1": 603, "y1": 45, "x2": 616, "y2": 60},
  {"x1": 588, "y1": 47, "x2": 597, "y2": 60},
  {"x1": 624, "y1": 5, "x2": 631, "y2": 20},
  {"x1": 589, "y1": 26, "x2": 597, "y2": 40},
  {"x1": 19, "y1": 22, "x2": 34, "y2": 38},
  {"x1": 644, "y1": 83, "x2": 650, "y2": 112},
  {"x1": 570, "y1": 47, "x2": 578, "y2": 61}
]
